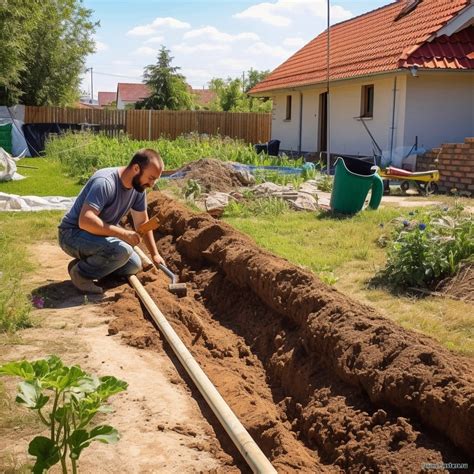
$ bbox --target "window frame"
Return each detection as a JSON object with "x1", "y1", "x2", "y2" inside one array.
[
  {"x1": 361, "y1": 84, "x2": 374, "y2": 118},
  {"x1": 285, "y1": 95, "x2": 292, "y2": 121}
]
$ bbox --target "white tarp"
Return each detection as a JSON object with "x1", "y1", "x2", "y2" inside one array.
[
  {"x1": 0, "y1": 147, "x2": 25, "y2": 181},
  {"x1": 0, "y1": 192, "x2": 75, "y2": 212}
]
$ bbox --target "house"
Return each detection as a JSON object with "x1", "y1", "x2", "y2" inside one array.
[
  {"x1": 98, "y1": 92, "x2": 116, "y2": 108},
  {"x1": 249, "y1": 0, "x2": 474, "y2": 167},
  {"x1": 116, "y1": 83, "x2": 151, "y2": 109},
  {"x1": 189, "y1": 87, "x2": 217, "y2": 109}
]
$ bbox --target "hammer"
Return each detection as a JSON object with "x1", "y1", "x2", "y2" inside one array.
[{"x1": 135, "y1": 218, "x2": 188, "y2": 298}]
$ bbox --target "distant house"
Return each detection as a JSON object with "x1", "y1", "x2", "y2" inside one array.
[
  {"x1": 98, "y1": 92, "x2": 116, "y2": 108},
  {"x1": 116, "y1": 83, "x2": 151, "y2": 109},
  {"x1": 250, "y1": 0, "x2": 474, "y2": 167},
  {"x1": 189, "y1": 87, "x2": 216, "y2": 109}
]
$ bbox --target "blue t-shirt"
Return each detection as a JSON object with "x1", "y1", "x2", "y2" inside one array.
[{"x1": 60, "y1": 167, "x2": 146, "y2": 229}]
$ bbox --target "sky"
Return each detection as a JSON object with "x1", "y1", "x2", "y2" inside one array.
[{"x1": 81, "y1": 0, "x2": 391, "y2": 100}]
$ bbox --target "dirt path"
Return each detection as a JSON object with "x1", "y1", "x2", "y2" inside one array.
[
  {"x1": 108, "y1": 193, "x2": 473, "y2": 473},
  {"x1": 0, "y1": 243, "x2": 235, "y2": 473}
]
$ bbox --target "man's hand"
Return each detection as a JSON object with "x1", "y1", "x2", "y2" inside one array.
[
  {"x1": 152, "y1": 253, "x2": 165, "y2": 267},
  {"x1": 121, "y1": 229, "x2": 141, "y2": 247}
]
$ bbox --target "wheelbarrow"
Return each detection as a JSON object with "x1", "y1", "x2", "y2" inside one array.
[{"x1": 379, "y1": 166, "x2": 440, "y2": 195}]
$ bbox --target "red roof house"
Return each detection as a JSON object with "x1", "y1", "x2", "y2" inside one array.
[
  {"x1": 98, "y1": 92, "x2": 117, "y2": 108},
  {"x1": 250, "y1": 0, "x2": 473, "y2": 163},
  {"x1": 116, "y1": 83, "x2": 151, "y2": 109}
]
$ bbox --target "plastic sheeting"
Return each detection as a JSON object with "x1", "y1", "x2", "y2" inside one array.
[
  {"x1": 0, "y1": 148, "x2": 25, "y2": 182},
  {"x1": 0, "y1": 192, "x2": 75, "y2": 212}
]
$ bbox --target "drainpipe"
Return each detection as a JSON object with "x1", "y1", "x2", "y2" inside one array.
[
  {"x1": 298, "y1": 91, "x2": 303, "y2": 154},
  {"x1": 389, "y1": 76, "x2": 397, "y2": 164}
]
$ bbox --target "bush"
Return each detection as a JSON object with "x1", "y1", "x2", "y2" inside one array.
[{"x1": 377, "y1": 206, "x2": 473, "y2": 288}]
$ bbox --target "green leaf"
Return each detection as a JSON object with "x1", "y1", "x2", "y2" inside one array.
[
  {"x1": 96, "y1": 376, "x2": 128, "y2": 399},
  {"x1": 0, "y1": 360, "x2": 35, "y2": 380},
  {"x1": 68, "y1": 426, "x2": 119, "y2": 460},
  {"x1": 15, "y1": 381, "x2": 49, "y2": 410},
  {"x1": 28, "y1": 436, "x2": 61, "y2": 474}
]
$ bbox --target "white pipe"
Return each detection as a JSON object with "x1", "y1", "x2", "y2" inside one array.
[{"x1": 127, "y1": 274, "x2": 277, "y2": 473}]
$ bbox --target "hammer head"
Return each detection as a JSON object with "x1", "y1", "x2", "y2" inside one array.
[
  {"x1": 169, "y1": 283, "x2": 187, "y2": 298},
  {"x1": 138, "y1": 216, "x2": 159, "y2": 235}
]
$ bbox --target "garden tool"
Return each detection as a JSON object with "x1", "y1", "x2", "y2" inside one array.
[{"x1": 133, "y1": 220, "x2": 188, "y2": 298}]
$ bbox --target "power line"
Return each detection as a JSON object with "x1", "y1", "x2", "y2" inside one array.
[{"x1": 87, "y1": 71, "x2": 143, "y2": 79}]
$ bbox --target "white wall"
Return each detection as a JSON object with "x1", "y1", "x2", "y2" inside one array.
[
  {"x1": 271, "y1": 74, "x2": 408, "y2": 164},
  {"x1": 404, "y1": 72, "x2": 474, "y2": 149},
  {"x1": 271, "y1": 92, "x2": 302, "y2": 152}
]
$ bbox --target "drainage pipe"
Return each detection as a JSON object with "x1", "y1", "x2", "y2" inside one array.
[{"x1": 127, "y1": 273, "x2": 277, "y2": 473}]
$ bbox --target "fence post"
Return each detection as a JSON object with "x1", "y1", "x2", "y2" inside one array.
[{"x1": 148, "y1": 109, "x2": 152, "y2": 140}]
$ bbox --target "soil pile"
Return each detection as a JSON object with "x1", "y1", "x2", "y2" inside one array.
[
  {"x1": 173, "y1": 158, "x2": 249, "y2": 193},
  {"x1": 436, "y1": 263, "x2": 474, "y2": 302},
  {"x1": 107, "y1": 192, "x2": 474, "y2": 472}
]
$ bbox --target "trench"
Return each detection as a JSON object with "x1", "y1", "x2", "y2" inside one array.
[{"x1": 108, "y1": 192, "x2": 473, "y2": 472}]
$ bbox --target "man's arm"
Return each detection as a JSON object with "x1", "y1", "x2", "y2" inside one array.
[
  {"x1": 79, "y1": 204, "x2": 141, "y2": 247},
  {"x1": 131, "y1": 209, "x2": 165, "y2": 266}
]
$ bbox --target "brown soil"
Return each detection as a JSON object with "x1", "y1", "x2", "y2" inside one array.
[
  {"x1": 173, "y1": 158, "x2": 248, "y2": 192},
  {"x1": 436, "y1": 263, "x2": 474, "y2": 303},
  {"x1": 107, "y1": 192, "x2": 474, "y2": 472},
  {"x1": 0, "y1": 243, "x2": 234, "y2": 473}
]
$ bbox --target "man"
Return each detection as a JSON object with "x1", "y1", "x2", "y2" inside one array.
[{"x1": 58, "y1": 148, "x2": 165, "y2": 294}]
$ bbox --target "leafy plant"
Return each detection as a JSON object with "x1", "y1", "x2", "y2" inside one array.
[
  {"x1": 0, "y1": 356, "x2": 127, "y2": 473},
  {"x1": 183, "y1": 179, "x2": 201, "y2": 200},
  {"x1": 376, "y1": 206, "x2": 473, "y2": 288}
]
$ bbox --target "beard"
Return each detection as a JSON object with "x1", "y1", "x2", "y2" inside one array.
[{"x1": 132, "y1": 170, "x2": 145, "y2": 192}]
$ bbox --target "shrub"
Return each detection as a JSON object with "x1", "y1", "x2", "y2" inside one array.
[{"x1": 376, "y1": 206, "x2": 473, "y2": 288}]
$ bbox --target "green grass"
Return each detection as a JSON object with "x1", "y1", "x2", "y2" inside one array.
[
  {"x1": 224, "y1": 206, "x2": 474, "y2": 356},
  {"x1": 0, "y1": 212, "x2": 63, "y2": 332},
  {"x1": 0, "y1": 158, "x2": 82, "y2": 196}
]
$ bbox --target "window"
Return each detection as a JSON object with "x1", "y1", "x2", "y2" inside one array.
[
  {"x1": 285, "y1": 95, "x2": 292, "y2": 120},
  {"x1": 361, "y1": 85, "x2": 374, "y2": 118},
  {"x1": 395, "y1": 0, "x2": 422, "y2": 21}
]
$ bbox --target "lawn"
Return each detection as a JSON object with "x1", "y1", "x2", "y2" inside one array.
[
  {"x1": 0, "y1": 153, "x2": 472, "y2": 356},
  {"x1": 224, "y1": 208, "x2": 473, "y2": 356},
  {"x1": 0, "y1": 157, "x2": 82, "y2": 197}
]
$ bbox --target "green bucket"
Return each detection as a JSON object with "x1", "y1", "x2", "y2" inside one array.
[{"x1": 330, "y1": 157, "x2": 383, "y2": 214}]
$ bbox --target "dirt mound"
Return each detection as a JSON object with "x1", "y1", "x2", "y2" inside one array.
[
  {"x1": 436, "y1": 263, "x2": 474, "y2": 302},
  {"x1": 107, "y1": 192, "x2": 473, "y2": 471},
  {"x1": 174, "y1": 158, "x2": 248, "y2": 193}
]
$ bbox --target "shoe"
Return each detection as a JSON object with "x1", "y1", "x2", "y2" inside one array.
[
  {"x1": 69, "y1": 263, "x2": 103, "y2": 294},
  {"x1": 67, "y1": 259, "x2": 79, "y2": 277}
]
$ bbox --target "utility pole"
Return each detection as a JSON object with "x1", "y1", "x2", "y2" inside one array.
[
  {"x1": 86, "y1": 67, "x2": 94, "y2": 104},
  {"x1": 242, "y1": 71, "x2": 245, "y2": 92},
  {"x1": 326, "y1": 0, "x2": 331, "y2": 175}
]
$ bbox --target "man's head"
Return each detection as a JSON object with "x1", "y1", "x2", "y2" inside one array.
[{"x1": 127, "y1": 149, "x2": 164, "y2": 192}]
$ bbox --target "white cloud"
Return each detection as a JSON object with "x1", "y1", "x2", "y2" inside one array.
[
  {"x1": 112, "y1": 60, "x2": 132, "y2": 66},
  {"x1": 134, "y1": 46, "x2": 158, "y2": 56},
  {"x1": 219, "y1": 58, "x2": 255, "y2": 71},
  {"x1": 144, "y1": 36, "x2": 165, "y2": 44},
  {"x1": 127, "y1": 25, "x2": 156, "y2": 37},
  {"x1": 151, "y1": 17, "x2": 190, "y2": 29},
  {"x1": 173, "y1": 42, "x2": 230, "y2": 54},
  {"x1": 234, "y1": 0, "x2": 352, "y2": 27},
  {"x1": 95, "y1": 40, "x2": 108, "y2": 52},
  {"x1": 183, "y1": 26, "x2": 259, "y2": 43},
  {"x1": 283, "y1": 36, "x2": 306, "y2": 48},
  {"x1": 127, "y1": 16, "x2": 190, "y2": 36},
  {"x1": 247, "y1": 42, "x2": 291, "y2": 58}
]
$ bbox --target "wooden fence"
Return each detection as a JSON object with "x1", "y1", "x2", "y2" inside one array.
[{"x1": 24, "y1": 106, "x2": 271, "y2": 144}]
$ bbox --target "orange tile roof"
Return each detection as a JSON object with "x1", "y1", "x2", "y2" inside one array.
[
  {"x1": 250, "y1": 0, "x2": 471, "y2": 94},
  {"x1": 403, "y1": 25, "x2": 474, "y2": 68},
  {"x1": 117, "y1": 83, "x2": 151, "y2": 102},
  {"x1": 98, "y1": 91, "x2": 116, "y2": 107}
]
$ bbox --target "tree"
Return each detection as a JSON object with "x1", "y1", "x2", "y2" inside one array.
[
  {"x1": 208, "y1": 69, "x2": 272, "y2": 113},
  {"x1": 0, "y1": 0, "x2": 97, "y2": 106},
  {"x1": 135, "y1": 46, "x2": 194, "y2": 110}
]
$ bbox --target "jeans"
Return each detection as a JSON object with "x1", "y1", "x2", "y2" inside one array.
[{"x1": 58, "y1": 228, "x2": 142, "y2": 280}]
